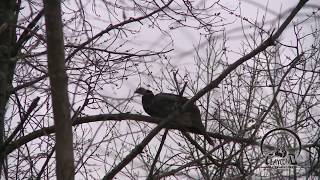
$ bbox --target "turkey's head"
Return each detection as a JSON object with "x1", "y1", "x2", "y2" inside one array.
[{"x1": 134, "y1": 87, "x2": 153, "y2": 96}]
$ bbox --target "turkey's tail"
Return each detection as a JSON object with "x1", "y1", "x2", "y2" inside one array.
[{"x1": 189, "y1": 105, "x2": 214, "y2": 146}]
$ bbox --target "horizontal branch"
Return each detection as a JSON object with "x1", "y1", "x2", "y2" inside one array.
[{"x1": 5, "y1": 113, "x2": 255, "y2": 154}]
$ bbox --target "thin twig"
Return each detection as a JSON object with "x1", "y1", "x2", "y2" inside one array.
[
  {"x1": 146, "y1": 129, "x2": 168, "y2": 180},
  {"x1": 36, "y1": 145, "x2": 55, "y2": 180}
]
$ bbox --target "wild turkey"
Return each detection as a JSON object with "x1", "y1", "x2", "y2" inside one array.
[{"x1": 135, "y1": 87, "x2": 206, "y2": 134}]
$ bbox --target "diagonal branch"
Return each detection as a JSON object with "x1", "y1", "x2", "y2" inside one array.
[
  {"x1": 4, "y1": 97, "x2": 40, "y2": 147},
  {"x1": 182, "y1": 0, "x2": 309, "y2": 110}
]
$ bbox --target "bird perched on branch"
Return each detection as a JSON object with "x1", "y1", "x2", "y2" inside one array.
[{"x1": 134, "y1": 87, "x2": 206, "y2": 134}]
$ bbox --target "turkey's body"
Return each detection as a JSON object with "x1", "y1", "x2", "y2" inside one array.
[{"x1": 136, "y1": 88, "x2": 206, "y2": 134}]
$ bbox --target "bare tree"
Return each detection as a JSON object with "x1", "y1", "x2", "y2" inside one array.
[{"x1": 0, "y1": 0, "x2": 319, "y2": 179}]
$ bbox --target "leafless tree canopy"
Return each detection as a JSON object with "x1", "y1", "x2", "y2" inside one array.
[{"x1": 0, "y1": 0, "x2": 319, "y2": 179}]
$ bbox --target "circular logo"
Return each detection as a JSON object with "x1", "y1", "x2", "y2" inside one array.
[{"x1": 260, "y1": 128, "x2": 301, "y2": 168}]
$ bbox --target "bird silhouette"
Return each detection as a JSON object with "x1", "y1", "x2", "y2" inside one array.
[{"x1": 135, "y1": 87, "x2": 206, "y2": 134}]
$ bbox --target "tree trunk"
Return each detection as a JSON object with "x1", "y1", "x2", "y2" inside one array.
[
  {"x1": 43, "y1": 0, "x2": 75, "y2": 179},
  {"x1": 0, "y1": 0, "x2": 18, "y2": 175}
]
